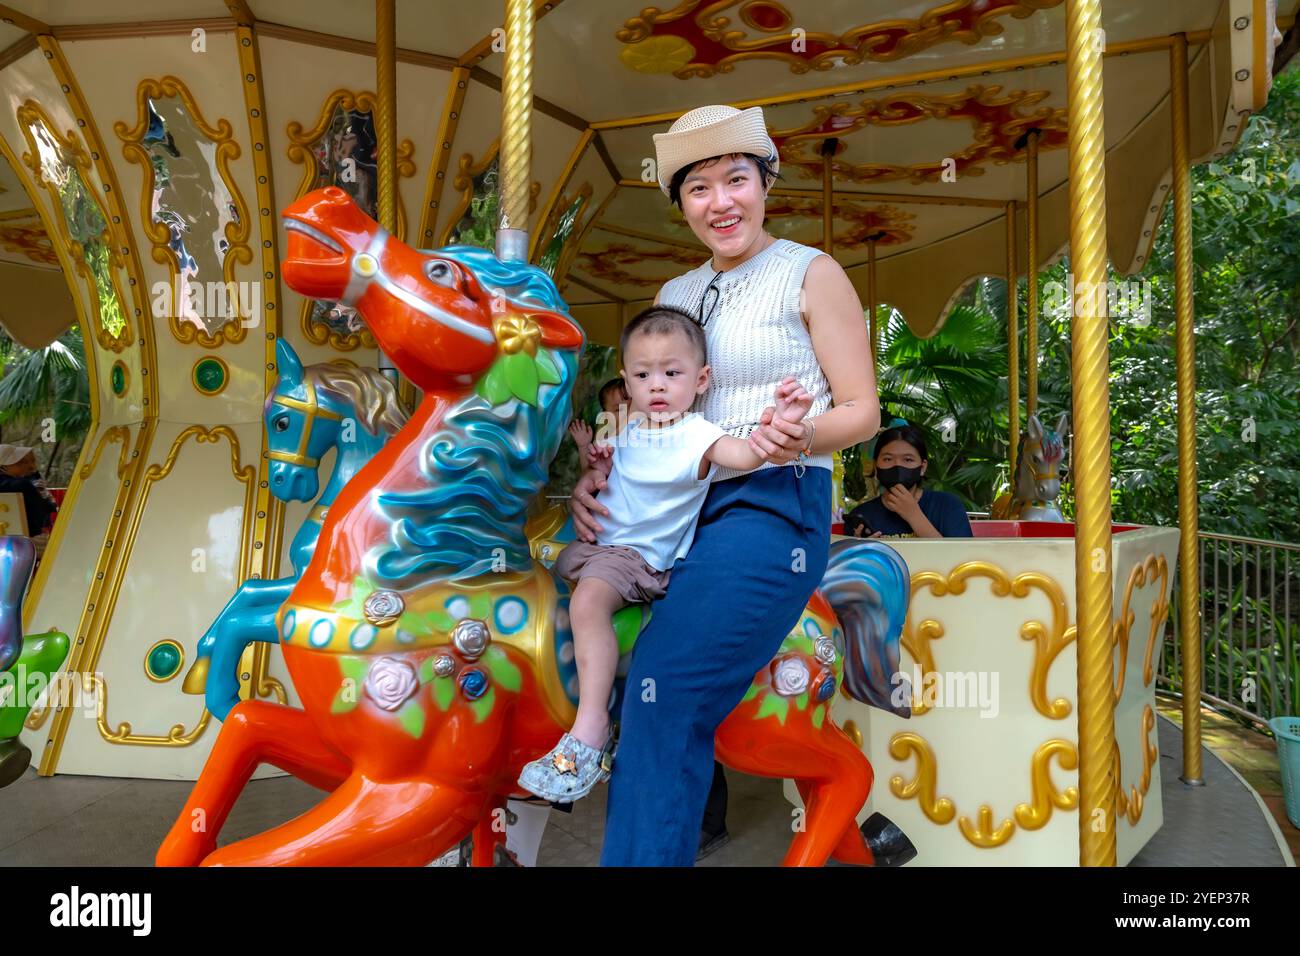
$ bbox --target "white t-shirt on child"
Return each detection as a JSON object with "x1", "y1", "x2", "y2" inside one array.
[{"x1": 595, "y1": 412, "x2": 729, "y2": 572}]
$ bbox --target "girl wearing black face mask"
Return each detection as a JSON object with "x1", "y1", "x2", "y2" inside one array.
[{"x1": 843, "y1": 422, "x2": 973, "y2": 540}]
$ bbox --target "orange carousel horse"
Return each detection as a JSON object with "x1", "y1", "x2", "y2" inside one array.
[{"x1": 157, "y1": 187, "x2": 914, "y2": 867}]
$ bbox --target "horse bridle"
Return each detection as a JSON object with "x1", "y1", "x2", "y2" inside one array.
[
  {"x1": 1022, "y1": 438, "x2": 1064, "y2": 482},
  {"x1": 268, "y1": 376, "x2": 343, "y2": 469}
]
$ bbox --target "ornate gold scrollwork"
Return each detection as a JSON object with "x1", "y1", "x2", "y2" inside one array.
[
  {"x1": 114, "y1": 76, "x2": 253, "y2": 348},
  {"x1": 888, "y1": 732, "x2": 956, "y2": 824},
  {"x1": 1114, "y1": 705, "x2": 1159, "y2": 826},
  {"x1": 77, "y1": 424, "x2": 133, "y2": 481},
  {"x1": 15, "y1": 100, "x2": 132, "y2": 353},
  {"x1": 86, "y1": 425, "x2": 254, "y2": 746},
  {"x1": 287, "y1": 90, "x2": 416, "y2": 352},
  {"x1": 440, "y1": 139, "x2": 541, "y2": 248},
  {"x1": 903, "y1": 561, "x2": 1074, "y2": 719},
  {"x1": 891, "y1": 731, "x2": 1080, "y2": 849},
  {"x1": 85, "y1": 673, "x2": 211, "y2": 746},
  {"x1": 1013, "y1": 739, "x2": 1080, "y2": 829},
  {"x1": 1112, "y1": 553, "x2": 1170, "y2": 700}
]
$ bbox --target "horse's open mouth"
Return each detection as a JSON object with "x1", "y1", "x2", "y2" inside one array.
[{"x1": 283, "y1": 216, "x2": 347, "y2": 265}]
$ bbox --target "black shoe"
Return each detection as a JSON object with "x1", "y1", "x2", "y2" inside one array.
[
  {"x1": 0, "y1": 738, "x2": 31, "y2": 789},
  {"x1": 860, "y1": 812, "x2": 917, "y2": 867},
  {"x1": 697, "y1": 828, "x2": 730, "y2": 861}
]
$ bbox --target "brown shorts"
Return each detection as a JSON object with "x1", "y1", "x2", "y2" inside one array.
[{"x1": 553, "y1": 541, "x2": 672, "y2": 604}]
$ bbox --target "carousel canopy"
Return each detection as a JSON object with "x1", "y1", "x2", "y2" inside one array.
[{"x1": 0, "y1": 0, "x2": 1293, "y2": 351}]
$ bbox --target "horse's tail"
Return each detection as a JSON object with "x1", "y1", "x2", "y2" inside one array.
[{"x1": 818, "y1": 538, "x2": 911, "y2": 717}]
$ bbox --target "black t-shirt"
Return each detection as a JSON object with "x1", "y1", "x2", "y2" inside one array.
[
  {"x1": 0, "y1": 472, "x2": 56, "y2": 534},
  {"x1": 844, "y1": 488, "x2": 972, "y2": 539}
]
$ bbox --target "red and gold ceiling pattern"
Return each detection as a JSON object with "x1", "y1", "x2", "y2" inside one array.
[
  {"x1": 617, "y1": 0, "x2": 1066, "y2": 79},
  {"x1": 765, "y1": 199, "x2": 915, "y2": 249},
  {"x1": 574, "y1": 199, "x2": 911, "y2": 288},
  {"x1": 0, "y1": 217, "x2": 58, "y2": 266},
  {"x1": 771, "y1": 84, "x2": 1068, "y2": 186},
  {"x1": 576, "y1": 241, "x2": 710, "y2": 288}
]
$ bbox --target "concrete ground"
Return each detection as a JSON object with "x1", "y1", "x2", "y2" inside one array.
[{"x1": 0, "y1": 712, "x2": 1290, "y2": 866}]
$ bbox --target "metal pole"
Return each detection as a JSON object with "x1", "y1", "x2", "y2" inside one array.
[
  {"x1": 497, "y1": 0, "x2": 534, "y2": 262},
  {"x1": 1171, "y1": 33, "x2": 1204, "y2": 785},
  {"x1": 375, "y1": 0, "x2": 398, "y2": 382},
  {"x1": 1006, "y1": 200, "x2": 1020, "y2": 478},
  {"x1": 820, "y1": 138, "x2": 837, "y2": 254},
  {"x1": 1065, "y1": 0, "x2": 1117, "y2": 867},
  {"x1": 1026, "y1": 129, "x2": 1040, "y2": 418},
  {"x1": 867, "y1": 237, "x2": 878, "y2": 374}
]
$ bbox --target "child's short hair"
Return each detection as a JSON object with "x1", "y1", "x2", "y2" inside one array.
[
  {"x1": 620, "y1": 304, "x2": 707, "y2": 367},
  {"x1": 598, "y1": 377, "x2": 627, "y2": 408}
]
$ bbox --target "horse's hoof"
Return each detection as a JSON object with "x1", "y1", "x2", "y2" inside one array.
[
  {"x1": 861, "y1": 812, "x2": 916, "y2": 867},
  {"x1": 181, "y1": 656, "x2": 210, "y2": 695},
  {"x1": 0, "y1": 738, "x2": 32, "y2": 788}
]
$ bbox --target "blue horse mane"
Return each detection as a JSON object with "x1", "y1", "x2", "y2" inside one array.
[{"x1": 365, "y1": 249, "x2": 582, "y2": 589}]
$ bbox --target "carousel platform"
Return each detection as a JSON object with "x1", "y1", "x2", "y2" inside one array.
[{"x1": 0, "y1": 712, "x2": 1292, "y2": 867}]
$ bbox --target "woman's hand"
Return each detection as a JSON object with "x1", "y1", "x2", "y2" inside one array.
[
  {"x1": 568, "y1": 468, "x2": 610, "y2": 543},
  {"x1": 881, "y1": 485, "x2": 922, "y2": 523},
  {"x1": 748, "y1": 377, "x2": 809, "y2": 464}
]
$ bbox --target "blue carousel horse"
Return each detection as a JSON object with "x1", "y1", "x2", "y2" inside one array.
[{"x1": 183, "y1": 340, "x2": 408, "y2": 719}]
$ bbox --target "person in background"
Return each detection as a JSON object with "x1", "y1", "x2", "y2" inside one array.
[
  {"x1": 0, "y1": 444, "x2": 58, "y2": 552},
  {"x1": 844, "y1": 420, "x2": 972, "y2": 539},
  {"x1": 568, "y1": 378, "x2": 630, "y2": 469}
]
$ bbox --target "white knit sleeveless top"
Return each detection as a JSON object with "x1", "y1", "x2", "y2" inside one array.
[{"x1": 659, "y1": 238, "x2": 833, "y2": 483}]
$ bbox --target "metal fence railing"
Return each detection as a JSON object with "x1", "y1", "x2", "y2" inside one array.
[{"x1": 1161, "y1": 531, "x2": 1300, "y2": 726}]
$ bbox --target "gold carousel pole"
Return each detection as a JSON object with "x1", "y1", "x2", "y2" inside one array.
[
  {"x1": 1006, "y1": 201, "x2": 1020, "y2": 478},
  {"x1": 1025, "y1": 129, "x2": 1040, "y2": 418},
  {"x1": 497, "y1": 0, "x2": 535, "y2": 262},
  {"x1": 1170, "y1": 33, "x2": 1204, "y2": 785},
  {"x1": 375, "y1": 0, "x2": 399, "y2": 387},
  {"x1": 1066, "y1": 0, "x2": 1117, "y2": 866}
]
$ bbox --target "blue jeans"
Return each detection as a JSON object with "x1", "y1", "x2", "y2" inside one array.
[{"x1": 599, "y1": 465, "x2": 831, "y2": 866}]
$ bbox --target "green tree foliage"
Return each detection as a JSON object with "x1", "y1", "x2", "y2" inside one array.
[
  {"x1": 0, "y1": 324, "x2": 90, "y2": 441},
  {"x1": 863, "y1": 67, "x2": 1299, "y2": 544}
]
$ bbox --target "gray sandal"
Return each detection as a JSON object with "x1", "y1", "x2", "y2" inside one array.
[{"x1": 517, "y1": 730, "x2": 615, "y2": 804}]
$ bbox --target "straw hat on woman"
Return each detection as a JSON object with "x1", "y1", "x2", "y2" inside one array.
[{"x1": 568, "y1": 104, "x2": 881, "y2": 866}]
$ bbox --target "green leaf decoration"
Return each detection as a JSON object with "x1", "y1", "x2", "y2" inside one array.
[
  {"x1": 535, "y1": 348, "x2": 561, "y2": 385},
  {"x1": 429, "y1": 609, "x2": 456, "y2": 632},
  {"x1": 432, "y1": 676, "x2": 455, "y2": 711},
  {"x1": 611, "y1": 605, "x2": 645, "y2": 656},
  {"x1": 470, "y1": 687, "x2": 496, "y2": 723},
  {"x1": 794, "y1": 692, "x2": 808, "y2": 711},
  {"x1": 484, "y1": 646, "x2": 521, "y2": 693},
  {"x1": 331, "y1": 657, "x2": 368, "y2": 713},
  {"x1": 754, "y1": 692, "x2": 790, "y2": 724},
  {"x1": 333, "y1": 577, "x2": 377, "y2": 618},
  {"x1": 418, "y1": 657, "x2": 436, "y2": 684},
  {"x1": 476, "y1": 358, "x2": 512, "y2": 405},
  {"x1": 740, "y1": 681, "x2": 760, "y2": 704},
  {"x1": 503, "y1": 351, "x2": 540, "y2": 406},
  {"x1": 339, "y1": 657, "x2": 369, "y2": 682},
  {"x1": 330, "y1": 687, "x2": 358, "y2": 714},
  {"x1": 397, "y1": 699, "x2": 425, "y2": 739},
  {"x1": 811, "y1": 703, "x2": 826, "y2": 730}
]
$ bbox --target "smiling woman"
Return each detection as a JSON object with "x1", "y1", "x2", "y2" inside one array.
[{"x1": 565, "y1": 103, "x2": 884, "y2": 866}]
